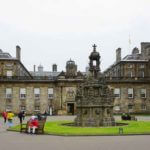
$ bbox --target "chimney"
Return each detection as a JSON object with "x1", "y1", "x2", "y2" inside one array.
[
  {"x1": 116, "y1": 48, "x2": 121, "y2": 63},
  {"x1": 33, "y1": 65, "x2": 36, "y2": 72},
  {"x1": 52, "y1": 64, "x2": 57, "y2": 72},
  {"x1": 16, "y1": 45, "x2": 21, "y2": 61}
]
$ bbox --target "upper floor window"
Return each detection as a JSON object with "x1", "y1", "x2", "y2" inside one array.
[
  {"x1": 128, "y1": 88, "x2": 133, "y2": 98},
  {"x1": 6, "y1": 70, "x2": 12, "y2": 77},
  {"x1": 6, "y1": 88, "x2": 12, "y2": 99},
  {"x1": 127, "y1": 71, "x2": 133, "y2": 77},
  {"x1": 114, "y1": 88, "x2": 120, "y2": 98},
  {"x1": 20, "y1": 88, "x2": 26, "y2": 99},
  {"x1": 34, "y1": 88, "x2": 40, "y2": 99},
  {"x1": 140, "y1": 89, "x2": 146, "y2": 98},
  {"x1": 48, "y1": 88, "x2": 54, "y2": 99},
  {"x1": 138, "y1": 71, "x2": 144, "y2": 77}
]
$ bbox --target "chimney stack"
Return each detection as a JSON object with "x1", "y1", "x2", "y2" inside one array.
[
  {"x1": 52, "y1": 64, "x2": 57, "y2": 72},
  {"x1": 16, "y1": 45, "x2": 21, "y2": 61},
  {"x1": 116, "y1": 48, "x2": 121, "y2": 63},
  {"x1": 34, "y1": 65, "x2": 36, "y2": 72}
]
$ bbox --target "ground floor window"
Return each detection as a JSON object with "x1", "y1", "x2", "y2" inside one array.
[
  {"x1": 20, "y1": 106, "x2": 26, "y2": 111},
  {"x1": 141, "y1": 104, "x2": 146, "y2": 110},
  {"x1": 35, "y1": 106, "x2": 40, "y2": 112}
]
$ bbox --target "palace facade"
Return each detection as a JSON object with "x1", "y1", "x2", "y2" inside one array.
[
  {"x1": 1, "y1": 42, "x2": 150, "y2": 115},
  {"x1": 0, "y1": 46, "x2": 84, "y2": 115},
  {"x1": 104, "y1": 42, "x2": 150, "y2": 114}
]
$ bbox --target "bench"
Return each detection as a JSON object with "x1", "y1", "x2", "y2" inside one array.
[{"x1": 20, "y1": 119, "x2": 46, "y2": 134}]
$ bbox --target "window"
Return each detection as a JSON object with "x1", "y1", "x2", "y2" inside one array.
[
  {"x1": 128, "y1": 88, "x2": 133, "y2": 98},
  {"x1": 127, "y1": 71, "x2": 133, "y2": 77},
  {"x1": 35, "y1": 106, "x2": 40, "y2": 111},
  {"x1": 34, "y1": 88, "x2": 40, "y2": 99},
  {"x1": 114, "y1": 88, "x2": 120, "y2": 98},
  {"x1": 138, "y1": 71, "x2": 144, "y2": 77},
  {"x1": 6, "y1": 105, "x2": 12, "y2": 111},
  {"x1": 114, "y1": 106, "x2": 120, "y2": 111},
  {"x1": 6, "y1": 70, "x2": 12, "y2": 77},
  {"x1": 141, "y1": 104, "x2": 146, "y2": 110},
  {"x1": 139, "y1": 64, "x2": 145, "y2": 69},
  {"x1": 140, "y1": 89, "x2": 146, "y2": 98},
  {"x1": 6, "y1": 88, "x2": 12, "y2": 99},
  {"x1": 20, "y1": 88, "x2": 26, "y2": 99},
  {"x1": 48, "y1": 88, "x2": 54, "y2": 99},
  {"x1": 128, "y1": 105, "x2": 133, "y2": 110},
  {"x1": 20, "y1": 106, "x2": 26, "y2": 111}
]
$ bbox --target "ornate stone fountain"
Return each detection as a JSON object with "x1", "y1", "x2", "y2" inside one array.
[{"x1": 75, "y1": 44, "x2": 115, "y2": 126}]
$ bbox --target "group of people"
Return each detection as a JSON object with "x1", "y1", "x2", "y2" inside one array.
[
  {"x1": 1, "y1": 110, "x2": 47, "y2": 134},
  {"x1": 2, "y1": 111, "x2": 15, "y2": 127},
  {"x1": 1, "y1": 111, "x2": 25, "y2": 127}
]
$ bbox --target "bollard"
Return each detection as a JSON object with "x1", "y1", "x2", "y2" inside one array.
[{"x1": 119, "y1": 127, "x2": 123, "y2": 134}]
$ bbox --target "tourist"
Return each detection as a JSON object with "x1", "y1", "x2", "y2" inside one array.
[
  {"x1": 2, "y1": 111, "x2": 7, "y2": 123},
  {"x1": 22, "y1": 111, "x2": 25, "y2": 120},
  {"x1": 28, "y1": 117, "x2": 39, "y2": 134},
  {"x1": 18, "y1": 111, "x2": 24, "y2": 124},
  {"x1": 7, "y1": 111, "x2": 14, "y2": 127}
]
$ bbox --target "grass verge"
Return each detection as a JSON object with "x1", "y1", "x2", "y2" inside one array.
[{"x1": 8, "y1": 121, "x2": 150, "y2": 136}]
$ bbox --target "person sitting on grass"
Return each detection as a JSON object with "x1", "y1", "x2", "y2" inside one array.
[{"x1": 28, "y1": 117, "x2": 39, "y2": 134}]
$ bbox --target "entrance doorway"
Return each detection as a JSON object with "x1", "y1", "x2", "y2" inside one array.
[{"x1": 67, "y1": 103, "x2": 74, "y2": 115}]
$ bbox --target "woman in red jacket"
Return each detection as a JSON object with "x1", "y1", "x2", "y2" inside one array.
[{"x1": 28, "y1": 118, "x2": 39, "y2": 134}]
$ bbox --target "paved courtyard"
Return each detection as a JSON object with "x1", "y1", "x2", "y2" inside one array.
[{"x1": 0, "y1": 116, "x2": 150, "y2": 150}]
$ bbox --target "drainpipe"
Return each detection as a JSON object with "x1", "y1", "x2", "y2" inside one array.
[{"x1": 60, "y1": 86, "x2": 63, "y2": 109}]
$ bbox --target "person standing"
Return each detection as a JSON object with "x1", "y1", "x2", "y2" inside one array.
[
  {"x1": 7, "y1": 111, "x2": 14, "y2": 127},
  {"x1": 2, "y1": 111, "x2": 7, "y2": 123},
  {"x1": 22, "y1": 111, "x2": 25, "y2": 120},
  {"x1": 18, "y1": 111, "x2": 23, "y2": 124}
]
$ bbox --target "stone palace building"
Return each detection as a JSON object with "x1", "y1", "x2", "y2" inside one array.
[{"x1": 0, "y1": 42, "x2": 150, "y2": 115}]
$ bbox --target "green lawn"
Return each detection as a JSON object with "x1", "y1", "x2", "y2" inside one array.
[{"x1": 8, "y1": 121, "x2": 150, "y2": 136}]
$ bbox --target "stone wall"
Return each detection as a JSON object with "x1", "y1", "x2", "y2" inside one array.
[
  {"x1": 0, "y1": 82, "x2": 78, "y2": 115},
  {"x1": 108, "y1": 83, "x2": 150, "y2": 114}
]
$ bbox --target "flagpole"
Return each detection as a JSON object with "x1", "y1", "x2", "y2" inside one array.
[{"x1": 129, "y1": 33, "x2": 131, "y2": 53}]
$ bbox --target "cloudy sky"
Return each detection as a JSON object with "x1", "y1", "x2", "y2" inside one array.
[{"x1": 0, "y1": 0, "x2": 150, "y2": 72}]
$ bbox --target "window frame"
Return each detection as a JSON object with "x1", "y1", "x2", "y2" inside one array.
[
  {"x1": 140, "y1": 89, "x2": 146, "y2": 98},
  {"x1": 20, "y1": 88, "x2": 26, "y2": 99},
  {"x1": 48, "y1": 88, "x2": 54, "y2": 99},
  {"x1": 6, "y1": 88, "x2": 12, "y2": 99},
  {"x1": 34, "y1": 88, "x2": 40, "y2": 99},
  {"x1": 114, "y1": 88, "x2": 120, "y2": 98},
  {"x1": 128, "y1": 88, "x2": 134, "y2": 98}
]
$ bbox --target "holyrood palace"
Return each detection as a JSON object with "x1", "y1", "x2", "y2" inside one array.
[{"x1": 0, "y1": 42, "x2": 150, "y2": 115}]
